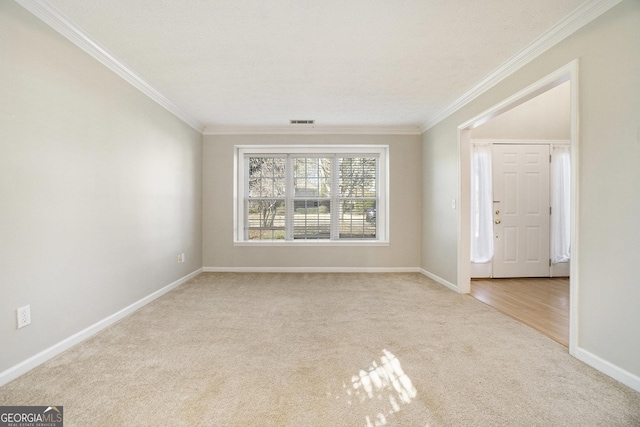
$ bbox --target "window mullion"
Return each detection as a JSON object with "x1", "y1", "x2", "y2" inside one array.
[
  {"x1": 243, "y1": 155, "x2": 250, "y2": 241},
  {"x1": 285, "y1": 155, "x2": 294, "y2": 240},
  {"x1": 330, "y1": 155, "x2": 340, "y2": 240}
]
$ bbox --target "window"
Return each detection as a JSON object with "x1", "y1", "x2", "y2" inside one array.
[{"x1": 235, "y1": 145, "x2": 388, "y2": 244}]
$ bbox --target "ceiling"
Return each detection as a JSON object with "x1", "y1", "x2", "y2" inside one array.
[{"x1": 27, "y1": 0, "x2": 595, "y2": 132}]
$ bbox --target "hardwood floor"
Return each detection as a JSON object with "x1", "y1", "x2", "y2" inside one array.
[{"x1": 470, "y1": 277, "x2": 570, "y2": 347}]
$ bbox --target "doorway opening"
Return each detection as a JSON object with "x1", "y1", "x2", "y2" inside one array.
[{"x1": 456, "y1": 61, "x2": 579, "y2": 354}]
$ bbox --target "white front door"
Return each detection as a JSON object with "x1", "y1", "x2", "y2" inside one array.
[{"x1": 492, "y1": 144, "x2": 550, "y2": 278}]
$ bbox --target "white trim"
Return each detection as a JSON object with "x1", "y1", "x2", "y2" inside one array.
[
  {"x1": 15, "y1": 0, "x2": 620, "y2": 136},
  {"x1": 203, "y1": 267, "x2": 419, "y2": 273},
  {"x1": 470, "y1": 261, "x2": 492, "y2": 279},
  {"x1": 419, "y1": 269, "x2": 458, "y2": 293},
  {"x1": 471, "y1": 139, "x2": 571, "y2": 145},
  {"x1": 568, "y1": 61, "x2": 580, "y2": 358},
  {"x1": 575, "y1": 347, "x2": 640, "y2": 393},
  {"x1": 459, "y1": 62, "x2": 575, "y2": 131},
  {"x1": 234, "y1": 241, "x2": 389, "y2": 247},
  {"x1": 15, "y1": 0, "x2": 204, "y2": 133},
  {"x1": 457, "y1": 129, "x2": 472, "y2": 293},
  {"x1": 203, "y1": 126, "x2": 421, "y2": 135},
  {"x1": 0, "y1": 268, "x2": 202, "y2": 387},
  {"x1": 235, "y1": 145, "x2": 389, "y2": 243},
  {"x1": 421, "y1": 0, "x2": 622, "y2": 132},
  {"x1": 235, "y1": 144, "x2": 388, "y2": 154},
  {"x1": 456, "y1": 60, "x2": 579, "y2": 349}
]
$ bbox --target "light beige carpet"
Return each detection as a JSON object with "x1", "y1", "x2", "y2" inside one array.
[{"x1": 1, "y1": 273, "x2": 638, "y2": 426}]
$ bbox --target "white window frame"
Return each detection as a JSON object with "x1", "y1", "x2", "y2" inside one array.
[{"x1": 234, "y1": 145, "x2": 389, "y2": 246}]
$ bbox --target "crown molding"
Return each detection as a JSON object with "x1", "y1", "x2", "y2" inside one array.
[
  {"x1": 203, "y1": 125, "x2": 422, "y2": 135},
  {"x1": 419, "y1": 0, "x2": 624, "y2": 133},
  {"x1": 17, "y1": 0, "x2": 620, "y2": 136},
  {"x1": 15, "y1": 0, "x2": 204, "y2": 133}
]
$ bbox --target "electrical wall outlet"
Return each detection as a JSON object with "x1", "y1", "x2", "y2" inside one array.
[
  {"x1": 181, "y1": 253, "x2": 185, "y2": 263},
  {"x1": 177, "y1": 254, "x2": 182, "y2": 263},
  {"x1": 17, "y1": 305, "x2": 31, "y2": 329}
]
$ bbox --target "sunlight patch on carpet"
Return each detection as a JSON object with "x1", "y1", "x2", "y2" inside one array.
[{"x1": 333, "y1": 349, "x2": 417, "y2": 427}]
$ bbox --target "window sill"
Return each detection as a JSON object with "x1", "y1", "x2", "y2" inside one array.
[{"x1": 234, "y1": 240, "x2": 389, "y2": 247}]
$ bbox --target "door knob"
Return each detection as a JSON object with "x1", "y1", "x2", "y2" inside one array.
[{"x1": 494, "y1": 219, "x2": 501, "y2": 224}]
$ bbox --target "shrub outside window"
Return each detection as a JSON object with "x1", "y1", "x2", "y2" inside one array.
[{"x1": 235, "y1": 145, "x2": 388, "y2": 244}]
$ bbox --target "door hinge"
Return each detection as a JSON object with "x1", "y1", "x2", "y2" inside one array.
[
  {"x1": 549, "y1": 154, "x2": 552, "y2": 163},
  {"x1": 549, "y1": 259, "x2": 552, "y2": 267},
  {"x1": 550, "y1": 206, "x2": 552, "y2": 215}
]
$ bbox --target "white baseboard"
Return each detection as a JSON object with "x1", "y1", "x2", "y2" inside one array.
[
  {"x1": 0, "y1": 268, "x2": 203, "y2": 387},
  {"x1": 203, "y1": 266, "x2": 420, "y2": 273},
  {"x1": 419, "y1": 269, "x2": 459, "y2": 292},
  {"x1": 417, "y1": 270, "x2": 640, "y2": 393},
  {"x1": 574, "y1": 346, "x2": 640, "y2": 393},
  {"x1": 5, "y1": 266, "x2": 637, "y2": 397},
  {"x1": 470, "y1": 262, "x2": 492, "y2": 279}
]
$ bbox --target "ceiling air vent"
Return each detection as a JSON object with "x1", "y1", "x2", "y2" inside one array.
[{"x1": 290, "y1": 119, "x2": 315, "y2": 125}]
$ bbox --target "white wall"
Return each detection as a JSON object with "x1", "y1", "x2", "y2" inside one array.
[
  {"x1": 472, "y1": 81, "x2": 571, "y2": 140},
  {"x1": 0, "y1": 3, "x2": 202, "y2": 374},
  {"x1": 203, "y1": 134, "x2": 421, "y2": 270},
  {"x1": 422, "y1": 0, "x2": 640, "y2": 381}
]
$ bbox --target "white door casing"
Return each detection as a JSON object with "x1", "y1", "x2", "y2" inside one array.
[{"x1": 492, "y1": 144, "x2": 550, "y2": 278}]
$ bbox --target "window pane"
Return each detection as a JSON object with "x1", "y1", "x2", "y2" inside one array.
[
  {"x1": 249, "y1": 157, "x2": 285, "y2": 198},
  {"x1": 339, "y1": 157, "x2": 377, "y2": 198},
  {"x1": 339, "y1": 157, "x2": 377, "y2": 239},
  {"x1": 240, "y1": 148, "x2": 385, "y2": 242},
  {"x1": 247, "y1": 199, "x2": 285, "y2": 240},
  {"x1": 294, "y1": 157, "x2": 331, "y2": 197},
  {"x1": 339, "y1": 200, "x2": 376, "y2": 239},
  {"x1": 293, "y1": 200, "x2": 331, "y2": 239}
]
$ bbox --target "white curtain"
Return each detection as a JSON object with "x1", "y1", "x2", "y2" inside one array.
[
  {"x1": 471, "y1": 144, "x2": 494, "y2": 263},
  {"x1": 551, "y1": 145, "x2": 571, "y2": 263}
]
